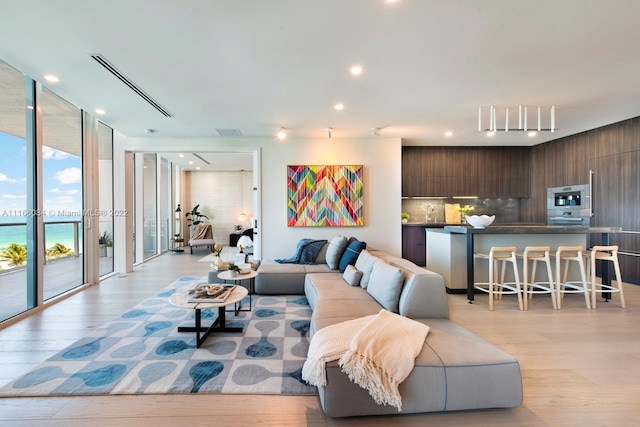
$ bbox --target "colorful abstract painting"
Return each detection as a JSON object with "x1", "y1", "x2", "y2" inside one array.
[{"x1": 287, "y1": 165, "x2": 363, "y2": 227}]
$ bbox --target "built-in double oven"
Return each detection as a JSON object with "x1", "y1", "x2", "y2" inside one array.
[{"x1": 547, "y1": 183, "x2": 592, "y2": 226}]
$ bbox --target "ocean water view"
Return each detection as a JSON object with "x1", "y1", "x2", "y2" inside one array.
[{"x1": 0, "y1": 216, "x2": 82, "y2": 251}]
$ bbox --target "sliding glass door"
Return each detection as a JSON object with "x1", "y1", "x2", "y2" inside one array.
[
  {"x1": 143, "y1": 153, "x2": 157, "y2": 259},
  {"x1": 98, "y1": 123, "x2": 114, "y2": 276},
  {"x1": 40, "y1": 89, "x2": 84, "y2": 300},
  {"x1": 0, "y1": 61, "x2": 30, "y2": 321}
]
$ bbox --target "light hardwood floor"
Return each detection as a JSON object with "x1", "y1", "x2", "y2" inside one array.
[{"x1": 0, "y1": 251, "x2": 639, "y2": 426}]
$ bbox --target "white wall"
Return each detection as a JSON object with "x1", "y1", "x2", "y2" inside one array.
[
  {"x1": 188, "y1": 170, "x2": 253, "y2": 245},
  {"x1": 115, "y1": 136, "x2": 402, "y2": 264},
  {"x1": 261, "y1": 138, "x2": 402, "y2": 258}
]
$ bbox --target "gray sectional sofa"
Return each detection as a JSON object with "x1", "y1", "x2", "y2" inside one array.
[{"x1": 253, "y1": 239, "x2": 523, "y2": 418}]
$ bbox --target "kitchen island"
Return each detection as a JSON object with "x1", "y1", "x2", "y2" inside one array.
[{"x1": 426, "y1": 225, "x2": 590, "y2": 301}]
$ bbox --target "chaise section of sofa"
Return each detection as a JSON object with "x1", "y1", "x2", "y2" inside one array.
[
  {"x1": 302, "y1": 249, "x2": 523, "y2": 418},
  {"x1": 318, "y1": 318, "x2": 523, "y2": 417},
  {"x1": 253, "y1": 238, "x2": 523, "y2": 417}
]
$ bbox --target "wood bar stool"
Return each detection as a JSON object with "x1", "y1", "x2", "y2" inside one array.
[
  {"x1": 474, "y1": 246, "x2": 523, "y2": 311},
  {"x1": 589, "y1": 245, "x2": 625, "y2": 308},
  {"x1": 519, "y1": 246, "x2": 557, "y2": 310},
  {"x1": 555, "y1": 246, "x2": 591, "y2": 309}
]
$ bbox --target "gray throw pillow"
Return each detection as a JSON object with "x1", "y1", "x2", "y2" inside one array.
[
  {"x1": 342, "y1": 264, "x2": 363, "y2": 286},
  {"x1": 366, "y1": 259, "x2": 404, "y2": 313},
  {"x1": 354, "y1": 249, "x2": 379, "y2": 289},
  {"x1": 314, "y1": 242, "x2": 329, "y2": 264},
  {"x1": 325, "y1": 235, "x2": 347, "y2": 270}
]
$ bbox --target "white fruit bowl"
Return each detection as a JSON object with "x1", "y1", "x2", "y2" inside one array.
[
  {"x1": 237, "y1": 263, "x2": 252, "y2": 274},
  {"x1": 465, "y1": 215, "x2": 495, "y2": 229}
]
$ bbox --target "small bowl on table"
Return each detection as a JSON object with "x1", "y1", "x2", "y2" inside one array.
[
  {"x1": 237, "y1": 263, "x2": 252, "y2": 274},
  {"x1": 465, "y1": 215, "x2": 495, "y2": 229}
]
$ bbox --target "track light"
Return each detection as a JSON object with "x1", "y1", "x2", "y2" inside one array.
[
  {"x1": 327, "y1": 127, "x2": 333, "y2": 139},
  {"x1": 371, "y1": 127, "x2": 381, "y2": 136},
  {"x1": 276, "y1": 127, "x2": 287, "y2": 140}
]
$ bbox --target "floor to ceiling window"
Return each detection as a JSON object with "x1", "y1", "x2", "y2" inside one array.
[
  {"x1": 98, "y1": 122, "x2": 114, "y2": 276},
  {"x1": 143, "y1": 153, "x2": 157, "y2": 259},
  {"x1": 40, "y1": 89, "x2": 84, "y2": 300},
  {"x1": 160, "y1": 157, "x2": 170, "y2": 252},
  {"x1": 0, "y1": 56, "x2": 121, "y2": 322},
  {"x1": 0, "y1": 61, "x2": 30, "y2": 322}
]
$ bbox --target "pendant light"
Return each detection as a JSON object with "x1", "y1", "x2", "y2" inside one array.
[{"x1": 237, "y1": 170, "x2": 247, "y2": 222}]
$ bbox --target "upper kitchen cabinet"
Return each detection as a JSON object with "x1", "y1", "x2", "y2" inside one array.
[
  {"x1": 477, "y1": 147, "x2": 531, "y2": 198},
  {"x1": 402, "y1": 147, "x2": 478, "y2": 197},
  {"x1": 402, "y1": 146, "x2": 531, "y2": 198}
]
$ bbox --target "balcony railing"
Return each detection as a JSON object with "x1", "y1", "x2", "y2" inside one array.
[{"x1": 0, "y1": 220, "x2": 82, "y2": 273}]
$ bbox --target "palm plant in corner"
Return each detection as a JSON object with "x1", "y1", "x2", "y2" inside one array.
[{"x1": 185, "y1": 204, "x2": 208, "y2": 226}]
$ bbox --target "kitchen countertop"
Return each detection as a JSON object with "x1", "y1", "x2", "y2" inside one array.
[
  {"x1": 442, "y1": 225, "x2": 588, "y2": 234},
  {"x1": 434, "y1": 225, "x2": 622, "y2": 234},
  {"x1": 402, "y1": 222, "x2": 546, "y2": 227},
  {"x1": 402, "y1": 222, "x2": 450, "y2": 227}
]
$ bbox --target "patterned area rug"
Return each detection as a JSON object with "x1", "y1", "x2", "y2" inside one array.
[{"x1": 0, "y1": 276, "x2": 317, "y2": 397}]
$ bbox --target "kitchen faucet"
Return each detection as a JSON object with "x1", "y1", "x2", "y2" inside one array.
[{"x1": 426, "y1": 204, "x2": 436, "y2": 223}]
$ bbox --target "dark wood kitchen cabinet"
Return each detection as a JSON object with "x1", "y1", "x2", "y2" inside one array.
[
  {"x1": 402, "y1": 146, "x2": 531, "y2": 198},
  {"x1": 477, "y1": 147, "x2": 531, "y2": 198},
  {"x1": 402, "y1": 224, "x2": 426, "y2": 266}
]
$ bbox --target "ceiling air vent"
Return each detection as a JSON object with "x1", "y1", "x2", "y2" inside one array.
[
  {"x1": 216, "y1": 128, "x2": 242, "y2": 136},
  {"x1": 90, "y1": 54, "x2": 173, "y2": 117},
  {"x1": 192, "y1": 153, "x2": 210, "y2": 165}
]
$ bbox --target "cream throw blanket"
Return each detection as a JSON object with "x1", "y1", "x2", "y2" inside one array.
[
  {"x1": 302, "y1": 309, "x2": 429, "y2": 411},
  {"x1": 190, "y1": 224, "x2": 210, "y2": 240}
]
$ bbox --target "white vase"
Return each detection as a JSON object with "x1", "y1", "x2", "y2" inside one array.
[{"x1": 214, "y1": 256, "x2": 223, "y2": 267}]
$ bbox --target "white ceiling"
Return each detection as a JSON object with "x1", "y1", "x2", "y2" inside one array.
[{"x1": 1, "y1": 0, "x2": 640, "y2": 169}]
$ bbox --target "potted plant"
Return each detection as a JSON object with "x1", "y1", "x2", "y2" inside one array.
[
  {"x1": 106, "y1": 239, "x2": 113, "y2": 258},
  {"x1": 456, "y1": 205, "x2": 475, "y2": 223},
  {"x1": 185, "y1": 204, "x2": 208, "y2": 226},
  {"x1": 401, "y1": 212, "x2": 410, "y2": 223},
  {"x1": 234, "y1": 224, "x2": 243, "y2": 234},
  {"x1": 227, "y1": 261, "x2": 241, "y2": 276},
  {"x1": 98, "y1": 231, "x2": 112, "y2": 257}
]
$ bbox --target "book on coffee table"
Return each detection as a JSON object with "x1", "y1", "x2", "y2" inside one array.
[
  {"x1": 188, "y1": 285, "x2": 236, "y2": 303},
  {"x1": 210, "y1": 262, "x2": 228, "y2": 271}
]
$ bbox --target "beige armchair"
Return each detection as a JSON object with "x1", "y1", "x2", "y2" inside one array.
[{"x1": 188, "y1": 223, "x2": 215, "y2": 254}]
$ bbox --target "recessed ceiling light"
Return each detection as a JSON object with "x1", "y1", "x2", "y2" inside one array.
[
  {"x1": 196, "y1": 167, "x2": 201, "y2": 170},
  {"x1": 486, "y1": 131, "x2": 495, "y2": 137},
  {"x1": 334, "y1": 103, "x2": 344, "y2": 111},
  {"x1": 528, "y1": 131, "x2": 537, "y2": 137},
  {"x1": 350, "y1": 65, "x2": 364, "y2": 75},
  {"x1": 445, "y1": 131, "x2": 453, "y2": 137},
  {"x1": 179, "y1": 154, "x2": 184, "y2": 157},
  {"x1": 277, "y1": 127, "x2": 288, "y2": 140},
  {"x1": 95, "y1": 108, "x2": 106, "y2": 115},
  {"x1": 44, "y1": 75, "x2": 59, "y2": 83},
  {"x1": 188, "y1": 161, "x2": 193, "y2": 165}
]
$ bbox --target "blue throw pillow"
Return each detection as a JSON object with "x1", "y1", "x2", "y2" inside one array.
[{"x1": 338, "y1": 237, "x2": 367, "y2": 272}]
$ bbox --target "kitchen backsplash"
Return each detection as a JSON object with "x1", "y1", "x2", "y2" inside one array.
[{"x1": 401, "y1": 198, "x2": 520, "y2": 224}]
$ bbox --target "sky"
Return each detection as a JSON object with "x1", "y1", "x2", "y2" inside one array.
[{"x1": 0, "y1": 131, "x2": 82, "y2": 220}]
